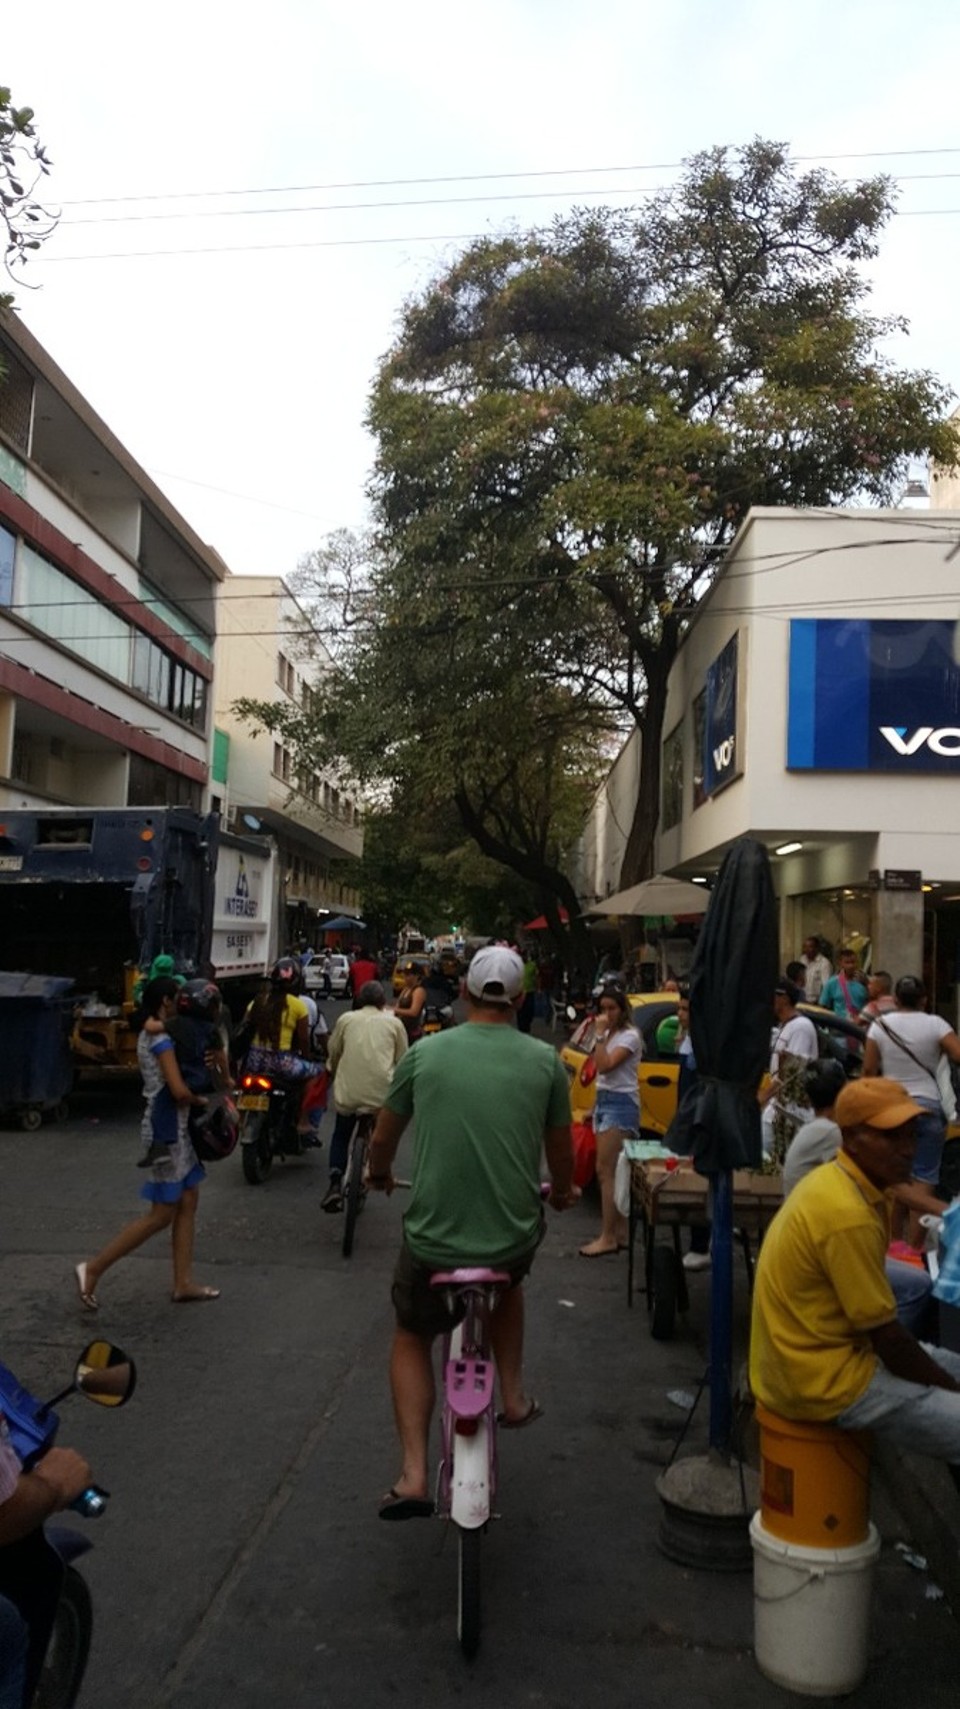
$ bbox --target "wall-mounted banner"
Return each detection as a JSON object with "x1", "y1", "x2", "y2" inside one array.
[
  {"x1": 788, "y1": 619, "x2": 960, "y2": 772},
  {"x1": 702, "y1": 631, "x2": 740, "y2": 797}
]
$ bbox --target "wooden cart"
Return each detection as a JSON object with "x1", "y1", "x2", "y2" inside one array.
[{"x1": 627, "y1": 1159, "x2": 783, "y2": 1339}]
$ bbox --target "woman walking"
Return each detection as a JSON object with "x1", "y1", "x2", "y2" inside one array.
[
  {"x1": 863, "y1": 974, "x2": 960, "y2": 1187},
  {"x1": 579, "y1": 984, "x2": 642, "y2": 1258},
  {"x1": 74, "y1": 976, "x2": 219, "y2": 1309}
]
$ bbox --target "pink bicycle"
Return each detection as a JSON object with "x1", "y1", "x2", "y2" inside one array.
[{"x1": 430, "y1": 1265, "x2": 514, "y2": 1658}]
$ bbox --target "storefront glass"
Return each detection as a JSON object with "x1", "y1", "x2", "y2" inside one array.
[{"x1": 795, "y1": 887, "x2": 874, "y2": 974}]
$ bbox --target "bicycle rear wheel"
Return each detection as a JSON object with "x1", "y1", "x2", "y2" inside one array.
[
  {"x1": 456, "y1": 1525, "x2": 481, "y2": 1658},
  {"x1": 341, "y1": 1118, "x2": 369, "y2": 1258}
]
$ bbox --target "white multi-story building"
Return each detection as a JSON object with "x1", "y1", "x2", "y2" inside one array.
[
  {"x1": 0, "y1": 313, "x2": 221, "y2": 809},
  {"x1": 213, "y1": 575, "x2": 363, "y2": 944},
  {"x1": 574, "y1": 507, "x2": 960, "y2": 1018}
]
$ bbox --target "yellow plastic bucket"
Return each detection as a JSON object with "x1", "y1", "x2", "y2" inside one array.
[{"x1": 755, "y1": 1404, "x2": 871, "y2": 1548}]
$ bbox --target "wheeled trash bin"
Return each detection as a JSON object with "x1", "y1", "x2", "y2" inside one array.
[{"x1": 0, "y1": 971, "x2": 75, "y2": 1129}]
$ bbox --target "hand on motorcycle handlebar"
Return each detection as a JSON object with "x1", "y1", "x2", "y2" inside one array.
[{"x1": 33, "y1": 1447, "x2": 93, "y2": 1510}]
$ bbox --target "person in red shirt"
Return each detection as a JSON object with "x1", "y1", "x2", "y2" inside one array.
[{"x1": 348, "y1": 950, "x2": 380, "y2": 1005}]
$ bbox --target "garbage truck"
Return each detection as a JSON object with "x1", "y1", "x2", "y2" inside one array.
[{"x1": 0, "y1": 807, "x2": 279, "y2": 1072}]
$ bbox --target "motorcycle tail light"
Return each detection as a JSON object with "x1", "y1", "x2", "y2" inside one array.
[{"x1": 454, "y1": 1418, "x2": 479, "y2": 1436}]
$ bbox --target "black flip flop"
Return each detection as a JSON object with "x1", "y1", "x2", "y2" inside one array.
[
  {"x1": 379, "y1": 1489, "x2": 434, "y2": 1521},
  {"x1": 496, "y1": 1399, "x2": 544, "y2": 1430}
]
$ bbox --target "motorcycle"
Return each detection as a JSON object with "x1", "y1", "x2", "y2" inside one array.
[
  {"x1": 421, "y1": 1003, "x2": 455, "y2": 1036},
  {"x1": 0, "y1": 1339, "x2": 135, "y2": 1709},
  {"x1": 238, "y1": 1068, "x2": 314, "y2": 1185}
]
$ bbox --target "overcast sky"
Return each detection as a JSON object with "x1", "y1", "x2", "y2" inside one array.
[{"x1": 6, "y1": 0, "x2": 960, "y2": 576}]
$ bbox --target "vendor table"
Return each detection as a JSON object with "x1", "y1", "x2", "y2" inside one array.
[{"x1": 627, "y1": 1158, "x2": 783, "y2": 1337}]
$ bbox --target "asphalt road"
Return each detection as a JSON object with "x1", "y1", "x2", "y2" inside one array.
[{"x1": 3, "y1": 1011, "x2": 959, "y2": 1708}]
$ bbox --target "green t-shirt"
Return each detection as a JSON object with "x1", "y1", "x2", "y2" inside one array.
[{"x1": 384, "y1": 1022, "x2": 572, "y2": 1268}]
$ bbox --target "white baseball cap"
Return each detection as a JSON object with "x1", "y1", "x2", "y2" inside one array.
[{"x1": 466, "y1": 946, "x2": 525, "y2": 1005}]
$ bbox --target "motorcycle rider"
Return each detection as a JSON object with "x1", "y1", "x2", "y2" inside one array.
[
  {"x1": 239, "y1": 958, "x2": 326, "y2": 1138},
  {"x1": 420, "y1": 957, "x2": 458, "y2": 1031},
  {"x1": 0, "y1": 1429, "x2": 92, "y2": 1707}
]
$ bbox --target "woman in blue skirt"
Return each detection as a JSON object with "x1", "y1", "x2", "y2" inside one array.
[{"x1": 74, "y1": 977, "x2": 220, "y2": 1309}]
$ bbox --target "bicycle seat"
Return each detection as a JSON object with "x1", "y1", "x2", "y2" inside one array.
[{"x1": 430, "y1": 1268, "x2": 511, "y2": 1288}]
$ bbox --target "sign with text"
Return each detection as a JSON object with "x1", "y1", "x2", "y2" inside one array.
[
  {"x1": 788, "y1": 619, "x2": 960, "y2": 772},
  {"x1": 701, "y1": 632, "x2": 741, "y2": 798}
]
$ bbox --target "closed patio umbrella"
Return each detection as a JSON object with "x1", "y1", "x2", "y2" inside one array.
[
  {"x1": 656, "y1": 838, "x2": 778, "y2": 1569},
  {"x1": 668, "y1": 836, "x2": 778, "y2": 1447}
]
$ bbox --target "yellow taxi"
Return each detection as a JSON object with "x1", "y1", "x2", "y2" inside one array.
[{"x1": 560, "y1": 993, "x2": 871, "y2": 1138}]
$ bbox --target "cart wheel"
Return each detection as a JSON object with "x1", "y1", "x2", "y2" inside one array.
[
  {"x1": 21, "y1": 1107, "x2": 43, "y2": 1132},
  {"x1": 649, "y1": 1244, "x2": 678, "y2": 1341}
]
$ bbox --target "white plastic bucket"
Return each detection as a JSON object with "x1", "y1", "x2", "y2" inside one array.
[{"x1": 751, "y1": 1512, "x2": 880, "y2": 1696}]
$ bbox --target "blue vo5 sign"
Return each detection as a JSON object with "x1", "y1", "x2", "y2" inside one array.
[{"x1": 788, "y1": 620, "x2": 960, "y2": 772}]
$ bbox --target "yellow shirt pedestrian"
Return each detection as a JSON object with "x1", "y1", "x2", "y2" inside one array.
[{"x1": 750, "y1": 1151, "x2": 897, "y2": 1421}]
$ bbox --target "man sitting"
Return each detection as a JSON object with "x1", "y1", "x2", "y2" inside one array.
[
  {"x1": 751, "y1": 1078, "x2": 960, "y2": 1473},
  {"x1": 783, "y1": 1060, "x2": 939, "y2": 1334}
]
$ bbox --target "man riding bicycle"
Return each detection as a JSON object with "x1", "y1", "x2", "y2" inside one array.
[
  {"x1": 366, "y1": 946, "x2": 576, "y2": 1519},
  {"x1": 322, "y1": 982, "x2": 408, "y2": 1211}
]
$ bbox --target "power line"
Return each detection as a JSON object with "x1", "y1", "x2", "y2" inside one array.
[
  {"x1": 56, "y1": 169, "x2": 960, "y2": 231},
  {"x1": 33, "y1": 203, "x2": 960, "y2": 266},
  {"x1": 53, "y1": 145, "x2": 960, "y2": 210}
]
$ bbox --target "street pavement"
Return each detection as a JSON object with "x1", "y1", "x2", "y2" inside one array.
[{"x1": 3, "y1": 1009, "x2": 959, "y2": 1708}]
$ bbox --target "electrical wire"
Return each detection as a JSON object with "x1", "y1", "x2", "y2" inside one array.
[
  {"x1": 52, "y1": 144, "x2": 960, "y2": 209},
  {"x1": 54, "y1": 170, "x2": 960, "y2": 230},
  {"x1": 32, "y1": 201, "x2": 960, "y2": 265}
]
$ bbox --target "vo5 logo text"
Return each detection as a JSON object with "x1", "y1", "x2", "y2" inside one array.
[{"x1": 879, "y1": 726, "x2": 960, "y2": 757}]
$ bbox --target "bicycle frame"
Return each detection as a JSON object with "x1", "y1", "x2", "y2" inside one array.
[{"x1": 433, "y1": 1271, "x2": 509, "y2": 1527}]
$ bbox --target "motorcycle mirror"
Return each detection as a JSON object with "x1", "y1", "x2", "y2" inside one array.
[{"x1": 75, "y1": 1341, "x2": 137, "y2": 1408}]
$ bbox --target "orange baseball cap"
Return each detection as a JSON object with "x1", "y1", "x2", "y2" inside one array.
[{"x1": 835, "y1": 1077, "x2": 924, "y2": 1132}]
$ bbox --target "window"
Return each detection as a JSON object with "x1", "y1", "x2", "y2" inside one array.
[
  {"x1": 661, "y1": 722, "x2": 684, "y2": 831},
  {"x1": 273, "y1": 742, "x2": 283, "y2": 778},
  {"x1": 692, "y1": 691, "x2": 707, "y2": 810},
  {"x1": 277, "y1": 652, "x2": 296, "y2": 696},
  {"x1": 0, "y1": 523, "x2": 14, "y2": 606},
  {"x1": 15, "y1": 541, "x2": 206, "y2": 728},
  {"x1": 128, "y1": 753, "x2": 201, "y2": 809}
]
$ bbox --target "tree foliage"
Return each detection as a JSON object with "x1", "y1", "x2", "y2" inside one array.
[
  {"x1": 237, "y1": 139, "x2": 959, "y2": 961},
  {"x1": 366, "y1": 139, "x2": 959, "y2": 886},
  {"x1": 234, "y1": 527, "x2": 602, "y2": 969},
  {"x1": 0, "y1": 88, "x2": 55, "y2": 307}
]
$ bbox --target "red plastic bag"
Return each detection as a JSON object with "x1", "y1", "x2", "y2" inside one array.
[
  {"x1": 572, "y1": 1120, "x2": 597, "y2": 1188},
  {"x1": 301, "y1": 1069, "x2": 330, "y2": 1115}
]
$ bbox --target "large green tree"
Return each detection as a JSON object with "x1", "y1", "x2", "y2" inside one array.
[{"x1": 365, "y1": 139, "x2": 959, "y2": 889}]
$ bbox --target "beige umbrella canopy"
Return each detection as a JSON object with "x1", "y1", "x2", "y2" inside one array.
[{"x1": 587, "y1": 874, "x2": 710, "y2": 918}]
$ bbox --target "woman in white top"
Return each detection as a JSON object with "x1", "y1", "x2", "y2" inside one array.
[
  {"x1": 863, "y1": 975, "x2": 960, "y2": 1184},
  {"x1": 579, "y1": 985, "x2": 643, "y2": 1258}
]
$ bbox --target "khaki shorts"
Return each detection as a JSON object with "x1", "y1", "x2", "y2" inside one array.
[{"x1": 391, "y1": 1236, "x2": 541, "y2": 1338}]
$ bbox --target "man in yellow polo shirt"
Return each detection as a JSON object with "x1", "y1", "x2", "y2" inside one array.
[{"x1": 751, "y1": 1078, "x2": 960, "y2": 1467}]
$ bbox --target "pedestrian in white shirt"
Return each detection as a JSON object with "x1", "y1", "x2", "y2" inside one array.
[
  {"x1": 800, "y1": 936, "x2": 832, "y2": 1005},
  {"x1": 760, "y1": 978, "x2": 819, "y2": 1157}
]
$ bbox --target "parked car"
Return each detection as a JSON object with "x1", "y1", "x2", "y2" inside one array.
[
  {"x1": 304, "y1": 953, "x2": 350, "y2": 997},
  {"x1": 560, "y1": 993, "x2": 870, "y2": 1138}
]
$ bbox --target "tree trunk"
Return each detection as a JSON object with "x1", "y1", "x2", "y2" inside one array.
[
  {"x1": 453, "y1": 789, "x2": 593, "y2": 979},
  {"x1": 619, "y1": 661, "x2": 670, "y2": 889},
  {"x1": 616, "y1": 659, "x2": 671, "y2": 959}
]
